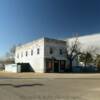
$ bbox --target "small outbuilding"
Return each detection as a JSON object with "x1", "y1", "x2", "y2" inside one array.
[{"x1": 5, "y1": 64, "x2": 21, "y2": 73}]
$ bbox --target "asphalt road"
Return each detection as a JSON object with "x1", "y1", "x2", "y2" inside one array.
[{"x1": 0, "y1": 78, "x2": 100, "y2": 100}]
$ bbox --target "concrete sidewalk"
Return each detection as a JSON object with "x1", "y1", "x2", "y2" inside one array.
[{"x1": 0, "y1": 72, "x2": 100, "y2": 79}]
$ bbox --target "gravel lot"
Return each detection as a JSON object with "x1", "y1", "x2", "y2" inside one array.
[{"x1": 0, "y1": 73, "x2": 100, "y2": 100}]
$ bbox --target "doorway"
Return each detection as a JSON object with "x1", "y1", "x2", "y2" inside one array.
[{"x1": 54, "y1": 60, "x2": 59, "y2": 72}]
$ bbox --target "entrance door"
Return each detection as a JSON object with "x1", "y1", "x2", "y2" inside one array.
[
  {"x1": 54, "y1": 60, "x2": 59, "y2": 72},
  {"x1": 60, "y1": 60, "x2": 66, "y2": 72},
  {"x1": 46, "y1": 61, "x2": 52, "y2": 72}
]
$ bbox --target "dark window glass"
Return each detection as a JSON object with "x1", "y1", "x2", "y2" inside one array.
[
  {"x1": 60, "y1": 60, "x2": 65, "y2": 72},
  {"x1": 31, "y1": 50, "x2": 33, "y2": 55},
  {"x1": 37, "y1": 48, "x2": 40, "y2": 54},
  {"x1": 60, "y1": 49, "x2": 63, "y2": 55},
  {"x1": 50, "y1": 48, "x2": 53, "y2": 54},
  {"x1": 26, "y1": 51, "x2": 28, "y2": 56}
]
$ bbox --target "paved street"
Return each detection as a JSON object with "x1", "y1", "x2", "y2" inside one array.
[{"x1": 0, "y1": 73, "x2": 100, "y2": 100}]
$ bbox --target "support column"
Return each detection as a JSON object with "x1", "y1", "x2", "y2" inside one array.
[
  {"x1": 52, "y1": 59, "x2": 54, "y2": 72},
  {"x1": 59, "y1": 60, "x2": 60, "y2": 73}
]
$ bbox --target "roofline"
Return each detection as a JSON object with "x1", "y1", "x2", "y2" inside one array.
[
  {"x1": 16, "y1": 37, "x2": 45, "y2": 49},
  {"x1": 16, "y1": 37, "x2": 66, "y2": 49}
]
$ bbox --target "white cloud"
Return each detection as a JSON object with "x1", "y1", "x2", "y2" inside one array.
[{"x1": 65, "y1": 33, "x2": 100, "y2": 53}]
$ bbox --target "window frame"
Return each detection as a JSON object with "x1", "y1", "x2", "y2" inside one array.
[
  {"x1": 26, "y1": 51, "x2": 28, "y2": 56},
  {"x1": 59, "y1": 49, "x2": 63, "y2": 55},
  {"x1": 37, "y1": 48, "x2": 40, "y2": 54},
  {"x1": 17, "y1": 53, "x2": 19, "y2": 58},
  {"x1": 49, "y1": 47, "x2": 53, "y2": 54},
  {"x1": 31, "y1": 49, "x2": 33, "y2": 56}
]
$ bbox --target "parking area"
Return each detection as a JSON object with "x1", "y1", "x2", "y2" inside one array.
[
  {"x1": 0, "y1": 78, "x2": 100, "y2": 100},
  {"x1": 0, "y1": 73, "x2": 100, "y2": 100}
]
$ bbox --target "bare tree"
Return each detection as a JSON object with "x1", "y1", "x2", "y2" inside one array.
[
  {"x1": 9, "y1": 45, "x2": 16, "y2": 59},
  {"x1": 65, "y1": 35, "x2": 81, "y2": 72},
  {"x1": 5, "y1": 45, "x2": 16, "y2": 63}
]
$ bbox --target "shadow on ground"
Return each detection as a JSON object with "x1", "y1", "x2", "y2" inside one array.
[{"x1": 0, "y1": 83, "x2": 44, "y2": 88}]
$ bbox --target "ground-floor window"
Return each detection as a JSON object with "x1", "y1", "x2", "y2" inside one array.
[
  {"x1": 60, "y1": 60, "x2": 66, "y2": 72},
  {"x1": 45, "y1": 58, "x2": 66, "y2": 73},
  {"x1": 46, "y1": 59, "x2": 53, "y2": 72}
]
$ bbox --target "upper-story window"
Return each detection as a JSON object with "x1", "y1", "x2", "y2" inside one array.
[
  {"x1": 21, "y1": 52, "x2": 23, "y2": 57},
  {"x1": 26, "y1": 51, "x2": 28, "y2": 56},
  {"x1": 50, "y1": 48, "x2": 53, "y2": 54},
  {"x1": 17, "y1": 53, "x2": 19, "y2": 58},
  {"x1": 37, "y1": 48, "x2": 40, "y2": 54},
  {"x1": 59, "y1": 49, "x2": 63, "y2": 55},
  {"x1": 31, "y1": 49, "x2": 33, "y2": 56}
]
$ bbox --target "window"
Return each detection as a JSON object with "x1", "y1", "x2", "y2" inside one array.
[
  {"x1": 50, "y1": 48, "x2": 53, "y2": 54},
  {"x1": 60, "y1": 60, "x2": 65, "y2": 72},
  {"x1": 21, "y1": 52, "x2": 23, "y2": 57},
  {"x1": 26, "y1": 51, "x2": 28, "y2": 56},
  {"x1": 60, "y1": 49, "x2": 63, "y2": 55},
  {"x1": 37, "y1": 48, "x2": 40, "y2": 54},
  {"x1": 31, "y1": 49, "x2": 33, "y2": 55},
  {"x1": 17, "y1": 53, "x2": 19, "y2": 58}
]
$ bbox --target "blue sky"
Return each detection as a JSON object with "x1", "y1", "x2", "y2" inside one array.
[{"x1": 0, "y1": 0, "x2": 100, "y2": 57}]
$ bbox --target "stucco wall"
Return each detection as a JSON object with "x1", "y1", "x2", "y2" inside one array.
[
  {"x1": 44, "y1": 38, "x2": 67, "y2": 60},
  {"x1": 15, "y1": 38, "x2": 45, "y2": 73}
]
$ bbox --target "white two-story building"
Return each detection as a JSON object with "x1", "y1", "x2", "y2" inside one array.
[{"x1": 15, "y1": 37, "x2": 69, "y2": 73}]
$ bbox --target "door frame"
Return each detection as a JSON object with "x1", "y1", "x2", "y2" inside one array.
[{"x1": 54, "y1": 60, "x2": 59, "y2": 72}]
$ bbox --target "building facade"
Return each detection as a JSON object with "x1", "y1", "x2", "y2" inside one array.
[{"x1": 15, "y1": 37, "x2": 77, "y2": 73}]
